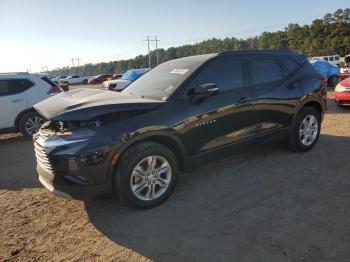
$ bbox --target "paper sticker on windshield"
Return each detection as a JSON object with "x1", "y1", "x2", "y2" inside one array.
[{"x1": 170, "y1": 69, "x2": 189, "y2": 74}]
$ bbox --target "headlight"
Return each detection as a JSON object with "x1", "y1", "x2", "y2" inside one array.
[{"x1": 335, "y1": 84, "x2": 346, "y2": 92}]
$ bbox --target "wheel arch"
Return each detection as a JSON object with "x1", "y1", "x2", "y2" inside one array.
[
  {"x1": 111, "y1": 132, "x2": 188, "y2": 173},
  {"x1": 14, "y1": 108, "x2": 38, "y2": 131},
  {"x1": 294, "y1": 99, "x2": 324, "y2": 124}
]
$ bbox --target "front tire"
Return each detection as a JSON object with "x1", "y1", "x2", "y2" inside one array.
[
  {"x1": 288, "y1": 107, "x2": 321, "y2": 152},
  {"x1": 18, "y1": 111, "x2": 45, "y2": 138},
  {"x1": 114, "y1": 142, "x2": 179, "y2": 209}
]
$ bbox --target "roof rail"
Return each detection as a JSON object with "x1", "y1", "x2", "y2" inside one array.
[
  {"x1": 219, "y1": 49, "x2": 296, "y2": 55},
  {"x1": 0, "y1": 72, "x2": 30, "y2": 76}
]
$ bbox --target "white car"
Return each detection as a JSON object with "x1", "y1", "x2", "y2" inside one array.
[
  {"x1": 0, "y1": 72, "x2": 62, "y2": 137},
  {"x1": 60, "y1": 75, "x2": 89, "y2": 85},
  {"x1": 102, "y1": 68, "x2": 150, "y2": 91}
]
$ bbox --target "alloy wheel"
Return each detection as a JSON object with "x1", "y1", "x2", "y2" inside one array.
[
  {"x1": 25, "y1": 116, "x2": 45, "y2": 136},
  {"x1": 130, "y1": 155, "x2": 172, "y2": 201},
  {"x1": 299, "y1": 115, "x2": 319, "y2": 146}
]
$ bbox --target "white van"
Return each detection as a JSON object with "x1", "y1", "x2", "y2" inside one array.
[{"x1": 311, "y1": 55, "x2": 341, "y2": 66}]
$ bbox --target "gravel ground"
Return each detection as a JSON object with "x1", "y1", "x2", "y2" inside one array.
[{"x1": 1, "y1": 92, "x2": 350, "y2": 261}]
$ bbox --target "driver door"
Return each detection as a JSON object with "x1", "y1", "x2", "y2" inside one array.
[{"x1": 179, "y1": 58, "x2": 255, "y2": 156}]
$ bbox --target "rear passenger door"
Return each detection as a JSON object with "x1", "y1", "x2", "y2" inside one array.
[
  {"x1": 0, "y1": 79, "x2": 29, "y2": 129},
  {"x1": 248, "y1": 58, "x2": 303, "y2": 135}
]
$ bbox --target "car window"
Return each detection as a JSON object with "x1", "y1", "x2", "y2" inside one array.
[
  {"x1": 72, "y1": 75, "x2": 79, "y2": 78},
  {"x1": 41, "y1": 76, "x2": 57, "y2": 87},
  {"x1": 323, "y1": 57, "x2": 329, "y2": 61},
  {"x1": 0, "y1": 79, "x2": 33, "y2": 96},
  {"x1": 335, "y1": 56, "x2": 340, "y2": 60},
  {"x1": 329, "y1": 57, "x2": 334, "y2": 62},
  {"x1": 251, "y1": 59, "x2": 283, "y2": 85},
  {"x1": 282, "y1": 58, "x2": 300, "y2": 74},
  {"x1": 195, "y1": 59, "x2": 244, "y2": 92}
]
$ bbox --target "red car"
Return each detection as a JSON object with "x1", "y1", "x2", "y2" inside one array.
[
  {"x1": 335, "y1": 77, "x2": 350, "y2": 106},
  {"x1": 88, "y1": 74, "x2": 113, "y2": 84},
  {"x1": 339, "y1": 67, "x2": 350, "y2": 81}
]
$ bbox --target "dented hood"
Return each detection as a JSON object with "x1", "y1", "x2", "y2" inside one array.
[{"x1": 34, "y1": 88, "x2": 163, "y2": 121}]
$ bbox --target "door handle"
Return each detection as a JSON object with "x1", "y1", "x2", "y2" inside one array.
[
  {"x1": 11, "y1": 99, "x2": 24, "y2": 103},
  {"x1": 287, "y1": 83, "x2": 299, "y2": 89}
]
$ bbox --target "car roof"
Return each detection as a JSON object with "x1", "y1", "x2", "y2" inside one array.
[{"x1": 0, "y1": 72, "x2": 48, "y2": 80}]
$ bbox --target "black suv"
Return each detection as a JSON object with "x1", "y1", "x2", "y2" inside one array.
[{"x1": 33, "y1": 51, "x2": 327, "y2": 208}]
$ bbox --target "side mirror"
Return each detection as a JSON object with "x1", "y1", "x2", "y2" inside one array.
[{"x1": 189, "y1": 83, "x2": 219, "y2": 104}]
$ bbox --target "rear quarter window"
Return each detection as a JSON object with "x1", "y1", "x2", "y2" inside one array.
[
  {"x1": 251, "y1": 59, "x2": 283, "y2": 85},
  {"x1": 41, "y1": 76, "x2": 57, "y2": 87},
  {"x1": 282, "y1": 58, "x2": 300, "y2": 74},
  {"x1": 0, "y1": 79, "x2": 33, "y2": 96}
]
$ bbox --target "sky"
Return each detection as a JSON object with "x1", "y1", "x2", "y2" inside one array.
[{"x1": 0, "y1": 0, "x2": 349, "y2": 72}]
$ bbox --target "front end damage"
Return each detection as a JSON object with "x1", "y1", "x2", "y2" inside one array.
[
  {"x1": 34, "y1": 120, "x2": 116, "y2": 199},
  {"x1": 32, "y1": 89, "x2": 162, "y2": 199}
]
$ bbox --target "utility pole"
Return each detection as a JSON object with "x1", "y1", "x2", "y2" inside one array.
[
  {"x1": 76, "y1": 58, "x2": 80, "y2": 67},
  {"x1": 145, "y1": 36, "x2": 152, "y2": 68},
  {"x1": 76, "y1": 58, "x2": 81, "y2": 74},
  {"x1": 70, "y1": 58, "x2": 81, "y2": 74},
  {"x1": 155, "y1": 36, "x2": 160, "y2": 66},
  {"x1": 144, "y1": 36, "x2": 160, "y2": 68}
]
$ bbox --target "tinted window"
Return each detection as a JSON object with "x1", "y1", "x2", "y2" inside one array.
[
  {"x1": 196, "y1": 59, "x2": 244, "y2": 92},
  {"x1": 329, "y1": 57, "x2": 334, "y2": 61},
  {"x1": 323, "y1": 57, "x2": 329, "y2": 61},
  {"x1": 282, "y1": 58, "x2": 300, "y2": 74},
  {"x1": 0, "y1": 79, "x2": 33, "y2": 96},
  {"x1": 335, "y1": 56, "x2": 340, "y2": 60},
  {"x1": 41, "y1": 76, "x2": 57, "y2": 87},
  {"x1": 251, "y1": 59, "x2": 282, "y2": 85},
  {"x1": 72, "y1": 75, "x2": 79, "y2": 78}
]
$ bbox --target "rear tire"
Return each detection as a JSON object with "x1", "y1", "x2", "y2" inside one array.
[
  {"x1": 18, "y1": 111, "x2": 45, "y2": 138},
  {"x1": 114, "y1": 142, "x2": 179, "y2": 209},
  {"x1": 83, "y1": 79, "x2": 88, "y2": 85},
  {"x1": 288, "y1": 107, "x2": 321, "y2": 152}
]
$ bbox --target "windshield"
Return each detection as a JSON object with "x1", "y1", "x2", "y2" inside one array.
[
  {"x1": 121, "y1": 69, "x2": 147, "y2": 81},
  {"x1": 122, "y1": 55, "x2": 214, "y2": 100}
]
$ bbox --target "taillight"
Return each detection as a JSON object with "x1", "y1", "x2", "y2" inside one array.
[{"x1": 47, "y1": 85, "x2": 62, "y2": 95}]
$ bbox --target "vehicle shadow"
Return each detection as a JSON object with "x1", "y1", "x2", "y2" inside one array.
[
  {"x1": 0, "y1": 135, "x2": 40, "y2": 190},
  {"x1": 85, "y1": 134, "x2": 350, "y2": 261}
]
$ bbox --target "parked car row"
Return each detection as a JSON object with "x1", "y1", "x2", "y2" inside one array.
[{"x1": 102, "y1": 68, "x2": 150, "y2": 91}]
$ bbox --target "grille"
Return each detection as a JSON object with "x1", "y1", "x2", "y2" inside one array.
[{"x1": 34, "y1": 141, "x2": 53, "y2": 173}]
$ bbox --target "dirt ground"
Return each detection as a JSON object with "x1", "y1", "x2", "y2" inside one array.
[{"x1": 1, "y1": 92, "x2": 350, "y2": 262}]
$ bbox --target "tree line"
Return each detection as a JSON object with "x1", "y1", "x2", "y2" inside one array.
[{"x1": 49, "y1": 8, "x2": 350, "y2": 77}]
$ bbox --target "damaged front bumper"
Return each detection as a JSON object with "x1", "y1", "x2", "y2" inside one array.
[{"x1": 34, "y1": 123, "x2": 118, "y2": 200}]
